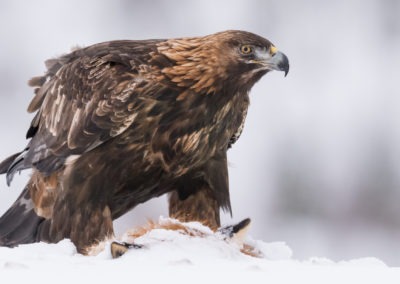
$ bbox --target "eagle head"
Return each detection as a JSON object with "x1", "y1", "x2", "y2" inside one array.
[{"x1": 157, "y1": 30, "x2": 289, "y2": 94}]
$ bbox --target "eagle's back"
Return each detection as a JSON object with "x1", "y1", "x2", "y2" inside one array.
[
  {"x1": 10, "y1": 37, "x2": 248, "y2": 181},
  {"x1": 13, "y1": 40, "x2": 166, "y2": 177}
]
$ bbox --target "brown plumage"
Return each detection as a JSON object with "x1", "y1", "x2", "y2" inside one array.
[{"x1": 0, "y1": 30, "x2": 289, "y2": 254}]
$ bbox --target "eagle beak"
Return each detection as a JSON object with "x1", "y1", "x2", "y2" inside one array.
[{"x1": 268, "y1": 46, "x2": 289, "y2": 76}]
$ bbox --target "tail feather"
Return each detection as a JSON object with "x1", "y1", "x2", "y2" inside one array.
[{"x1": 0, "y1": 187, "x2": 45, "y2": 247}]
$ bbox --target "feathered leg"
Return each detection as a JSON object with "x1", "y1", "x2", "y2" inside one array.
[
  {"x1": 168, "y1": 150, "x2": 231, "y2": 230},
  {"x1": 40, "y1": 157, "x2": 117, "y2": 255},
  {"x1": 48, "y1": 200, "x2": 114, "y2": 255},
  {"x1": 168, "y1": 184, "x2": 221, "y2": 230}
]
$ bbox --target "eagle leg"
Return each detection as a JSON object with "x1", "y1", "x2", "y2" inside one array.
[
  {"x1": 168, "y1": 186, "x2": 220, "y2": 230},
  {"x1": 48, "y1": 202, "x2": 114, "y2": 255},
  {"x1": 168, "y1": 151, "x2": 231, "y2": 231}
]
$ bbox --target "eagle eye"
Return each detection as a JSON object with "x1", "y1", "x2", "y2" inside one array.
[{"x1": 240, "y1": 45, "x2": 253, "y2": 55}]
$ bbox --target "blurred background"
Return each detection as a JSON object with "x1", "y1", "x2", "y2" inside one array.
[{"x1": 0, "y1": 0, "x2": 399, "y2": 265}]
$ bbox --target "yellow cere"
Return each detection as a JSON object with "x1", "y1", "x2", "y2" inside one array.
[{"x1": 270, "y1": 45, "x2": 278, "y2": 55}]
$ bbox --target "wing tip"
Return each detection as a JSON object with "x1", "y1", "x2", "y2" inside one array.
[{"x1": 3, "y1": 150, "x2": 29, "y2": 186}]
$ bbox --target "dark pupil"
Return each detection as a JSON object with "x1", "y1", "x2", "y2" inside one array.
[{"x1": 242, "y1": 46, "x2": 252, "y2": 54}]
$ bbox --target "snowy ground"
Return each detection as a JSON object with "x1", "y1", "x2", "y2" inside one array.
[{"x1": 0, "y1": 218, "x2": 399, "y2": 284}]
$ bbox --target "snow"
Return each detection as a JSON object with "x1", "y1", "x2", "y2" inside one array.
[
  {"x1": 0, "y1": 218, "x2": 399, "y2": 284},
  {"x1": 1, "y1": 1, "x2": 400, "y2": 265}
]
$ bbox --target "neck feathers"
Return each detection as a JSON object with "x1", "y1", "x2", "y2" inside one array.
[{"x1": 156, "y1": 36, "x2": 230, "y2": 95}]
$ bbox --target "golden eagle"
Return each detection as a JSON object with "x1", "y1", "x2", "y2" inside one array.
[{"x1": 0, "y1": 30, "x2": 289, "y2": 254}]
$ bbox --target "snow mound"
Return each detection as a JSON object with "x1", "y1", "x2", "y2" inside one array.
[
  {"x1": 0, "y1": 218, "x2": 398, "y2": 283},
  {"x1": 113, "y1": 217, "x2": 293, "y2": 263}
]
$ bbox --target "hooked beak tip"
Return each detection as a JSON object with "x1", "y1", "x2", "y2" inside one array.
[{"x1": 275, "y1": 51, "x2": 289, "y2": 77}]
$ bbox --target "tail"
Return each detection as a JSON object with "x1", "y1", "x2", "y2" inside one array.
[{"x1": 0, "y1": 186, "x2": 45, "y2": 247}]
